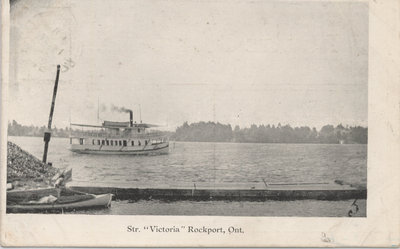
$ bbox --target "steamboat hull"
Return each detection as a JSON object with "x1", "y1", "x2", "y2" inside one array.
[{"x1": 70, "y1": 143, "x2": 169, "y2": 155}]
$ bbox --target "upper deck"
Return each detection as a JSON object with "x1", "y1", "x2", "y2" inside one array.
[
  {"x1": 69, "y1": 120, "x2": 167, "y2": 140},
  {"x1": 70, "y1": 129, "x2": 167, "y2": 140}
]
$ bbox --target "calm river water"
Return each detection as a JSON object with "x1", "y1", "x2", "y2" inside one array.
[{"x1": 9, "y1": 136, "x2": 367, "y2": 216}]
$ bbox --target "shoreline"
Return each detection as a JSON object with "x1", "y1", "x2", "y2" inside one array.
[{"x1": 8, "y1": 135, "x2": 368, "y2": 145}]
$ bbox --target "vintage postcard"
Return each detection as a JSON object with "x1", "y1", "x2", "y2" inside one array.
[{"x1": 1, "y1": 0, "x2": 399, "y2": 247}]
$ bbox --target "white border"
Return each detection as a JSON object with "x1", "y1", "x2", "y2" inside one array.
[{"x1": 1, "y1": 0, "x2": 399, "y2": 247}]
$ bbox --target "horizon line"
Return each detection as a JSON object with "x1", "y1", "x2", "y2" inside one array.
[{"x1": 7, "y1": 119, "x2": 368, "y2": 130}]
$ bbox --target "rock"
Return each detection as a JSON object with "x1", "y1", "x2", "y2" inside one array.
[{"x1": 7, "y1": 141, "x2": 57, "y2": 189}]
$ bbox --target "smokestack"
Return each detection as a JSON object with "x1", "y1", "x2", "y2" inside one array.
[{"x1": 129, "y1": 110, "x2": 133, "y2": 127}]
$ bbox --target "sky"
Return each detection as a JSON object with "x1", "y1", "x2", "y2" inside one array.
[{"x1": 8, "y1": 0, "x2": 368, "y2": 130}]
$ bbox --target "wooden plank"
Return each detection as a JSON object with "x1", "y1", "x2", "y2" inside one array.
[{"x1": 68, "y1": 184, "x2": 366, "y2": 201}]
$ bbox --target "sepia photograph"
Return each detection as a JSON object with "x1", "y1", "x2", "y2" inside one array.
[
  {"x1": 2, "y1": 0, "x2": 400, "y2": 246},
  {"x1": 4, "y1": 0, "x2": 370, "y2": 217}
]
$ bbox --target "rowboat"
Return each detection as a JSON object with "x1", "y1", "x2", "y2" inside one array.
[
  {"x1": 7, "y1": 193, "x2": 112, "y2": 213},
  {"x1": 7, "y1": 187, "x2": 113, "y2": 213}
]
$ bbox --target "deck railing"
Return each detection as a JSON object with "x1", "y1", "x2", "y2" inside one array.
[{"x1": 70, "y1": 131, "x2": 168, "y2": 140}]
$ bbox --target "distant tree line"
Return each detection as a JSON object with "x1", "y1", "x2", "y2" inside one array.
[
  {"x1": 8, "y1": 120, "x2": 368, "y2": 144},
  {"x1": 8, "y1": 120, "x2": 71, "y2": 138},
  {"x1": 172, "y1": 121, "x2": 368, "y2": 144},
  {"x1": 7, "y1": 120, "x2": 174, "y2": 139}
]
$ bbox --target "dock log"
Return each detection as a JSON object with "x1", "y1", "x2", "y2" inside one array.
[{"x1": 67, "y1": 182, "x2": 366, "y2": 201}]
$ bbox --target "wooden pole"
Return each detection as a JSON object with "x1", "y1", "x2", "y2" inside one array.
[
  {"x1": 262, "y1": 178, "x2": 269, "y2": 189},
  {"x1": 43, "y1": 65, "x2": 61, "y2": 163}
]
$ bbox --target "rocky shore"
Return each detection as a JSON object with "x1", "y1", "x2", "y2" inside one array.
[{"x1": 7, "y1": 141, "x2": 57, "y2": 189}]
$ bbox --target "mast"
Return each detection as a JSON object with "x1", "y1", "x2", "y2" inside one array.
[
  {"x1": 97, "y1": 96, "x2": 100, "y2": 123},
  {"x1": 42, "y1": 65, "x2": 61, "y2": 163},
  {"x1": 139, "y1": 104, "x2": 142, "y2": 123}
]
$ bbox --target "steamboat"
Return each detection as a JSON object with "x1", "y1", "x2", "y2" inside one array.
[{"x1": 69, "y1": 110, "x2": 169, "y2": 155}]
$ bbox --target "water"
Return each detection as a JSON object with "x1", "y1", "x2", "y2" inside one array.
[{"x1": 8, "y1": 136, "x2": 367, "y2": 216}]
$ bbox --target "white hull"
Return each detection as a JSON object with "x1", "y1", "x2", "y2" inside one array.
[
  {"x1": 70, "y1": 142, "x2": 169, "y2": 155},
  {"x1": 8, "y1": 194, "x2": 113, "y2": 212}
]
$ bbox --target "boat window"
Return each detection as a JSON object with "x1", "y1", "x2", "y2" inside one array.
[
  {"x1": 119, "y1": 140, "x2": 122, "y2": 146},
  {"x1": 106, "y1": 140, "x2": 109, "y2": 146},
  {"x1": 92, "y1": 139, "x2": 95, "y2": 145},
  {"x1": 102, "y1": 140, "x2": 105, "y2": 145},
  {"x1": 145, "y1": 140, "x2": 148, "y2": 145},
  {"x1": 79, "y1": 138, "x2": 84, "y2": 145},
  {"x1": 138, "y1": 128, "x2": 140, "y2": 133},
  {"x1": 110, "y1": 140, "x2": 113, "y2": 146},
  {"x1": 138, "y1": 141, "x2": 141, "y2": 146},
  {"x1": 123, "y1": 140, "x2": 127, "y2": 146},
  {"x1": 97, "y1": 140, "x2": 100, "y2": 145},
  {"x1": 131, "y1": 141, "x2": 134, "y2": 146}
]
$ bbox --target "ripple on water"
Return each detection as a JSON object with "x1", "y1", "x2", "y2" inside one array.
[{"x1": 8, "y1": 137, "x2": 367, "y2": 187}]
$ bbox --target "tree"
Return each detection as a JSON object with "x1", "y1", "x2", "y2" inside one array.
[{"x1": 319, "y1": 125, "x2": 337, "y2": 143}]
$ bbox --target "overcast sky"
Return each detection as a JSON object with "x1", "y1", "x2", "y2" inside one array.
[{"x1": 8, "y1": 0, "x2": 368, "y2": 130}]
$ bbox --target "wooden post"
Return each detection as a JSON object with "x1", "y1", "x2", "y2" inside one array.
[
  {"x1": 262, "y1": 178, "x2": 269, "y2": 189},
  {"x1": 43, "y1": 65, "x2": 61, "y2": 163}
]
